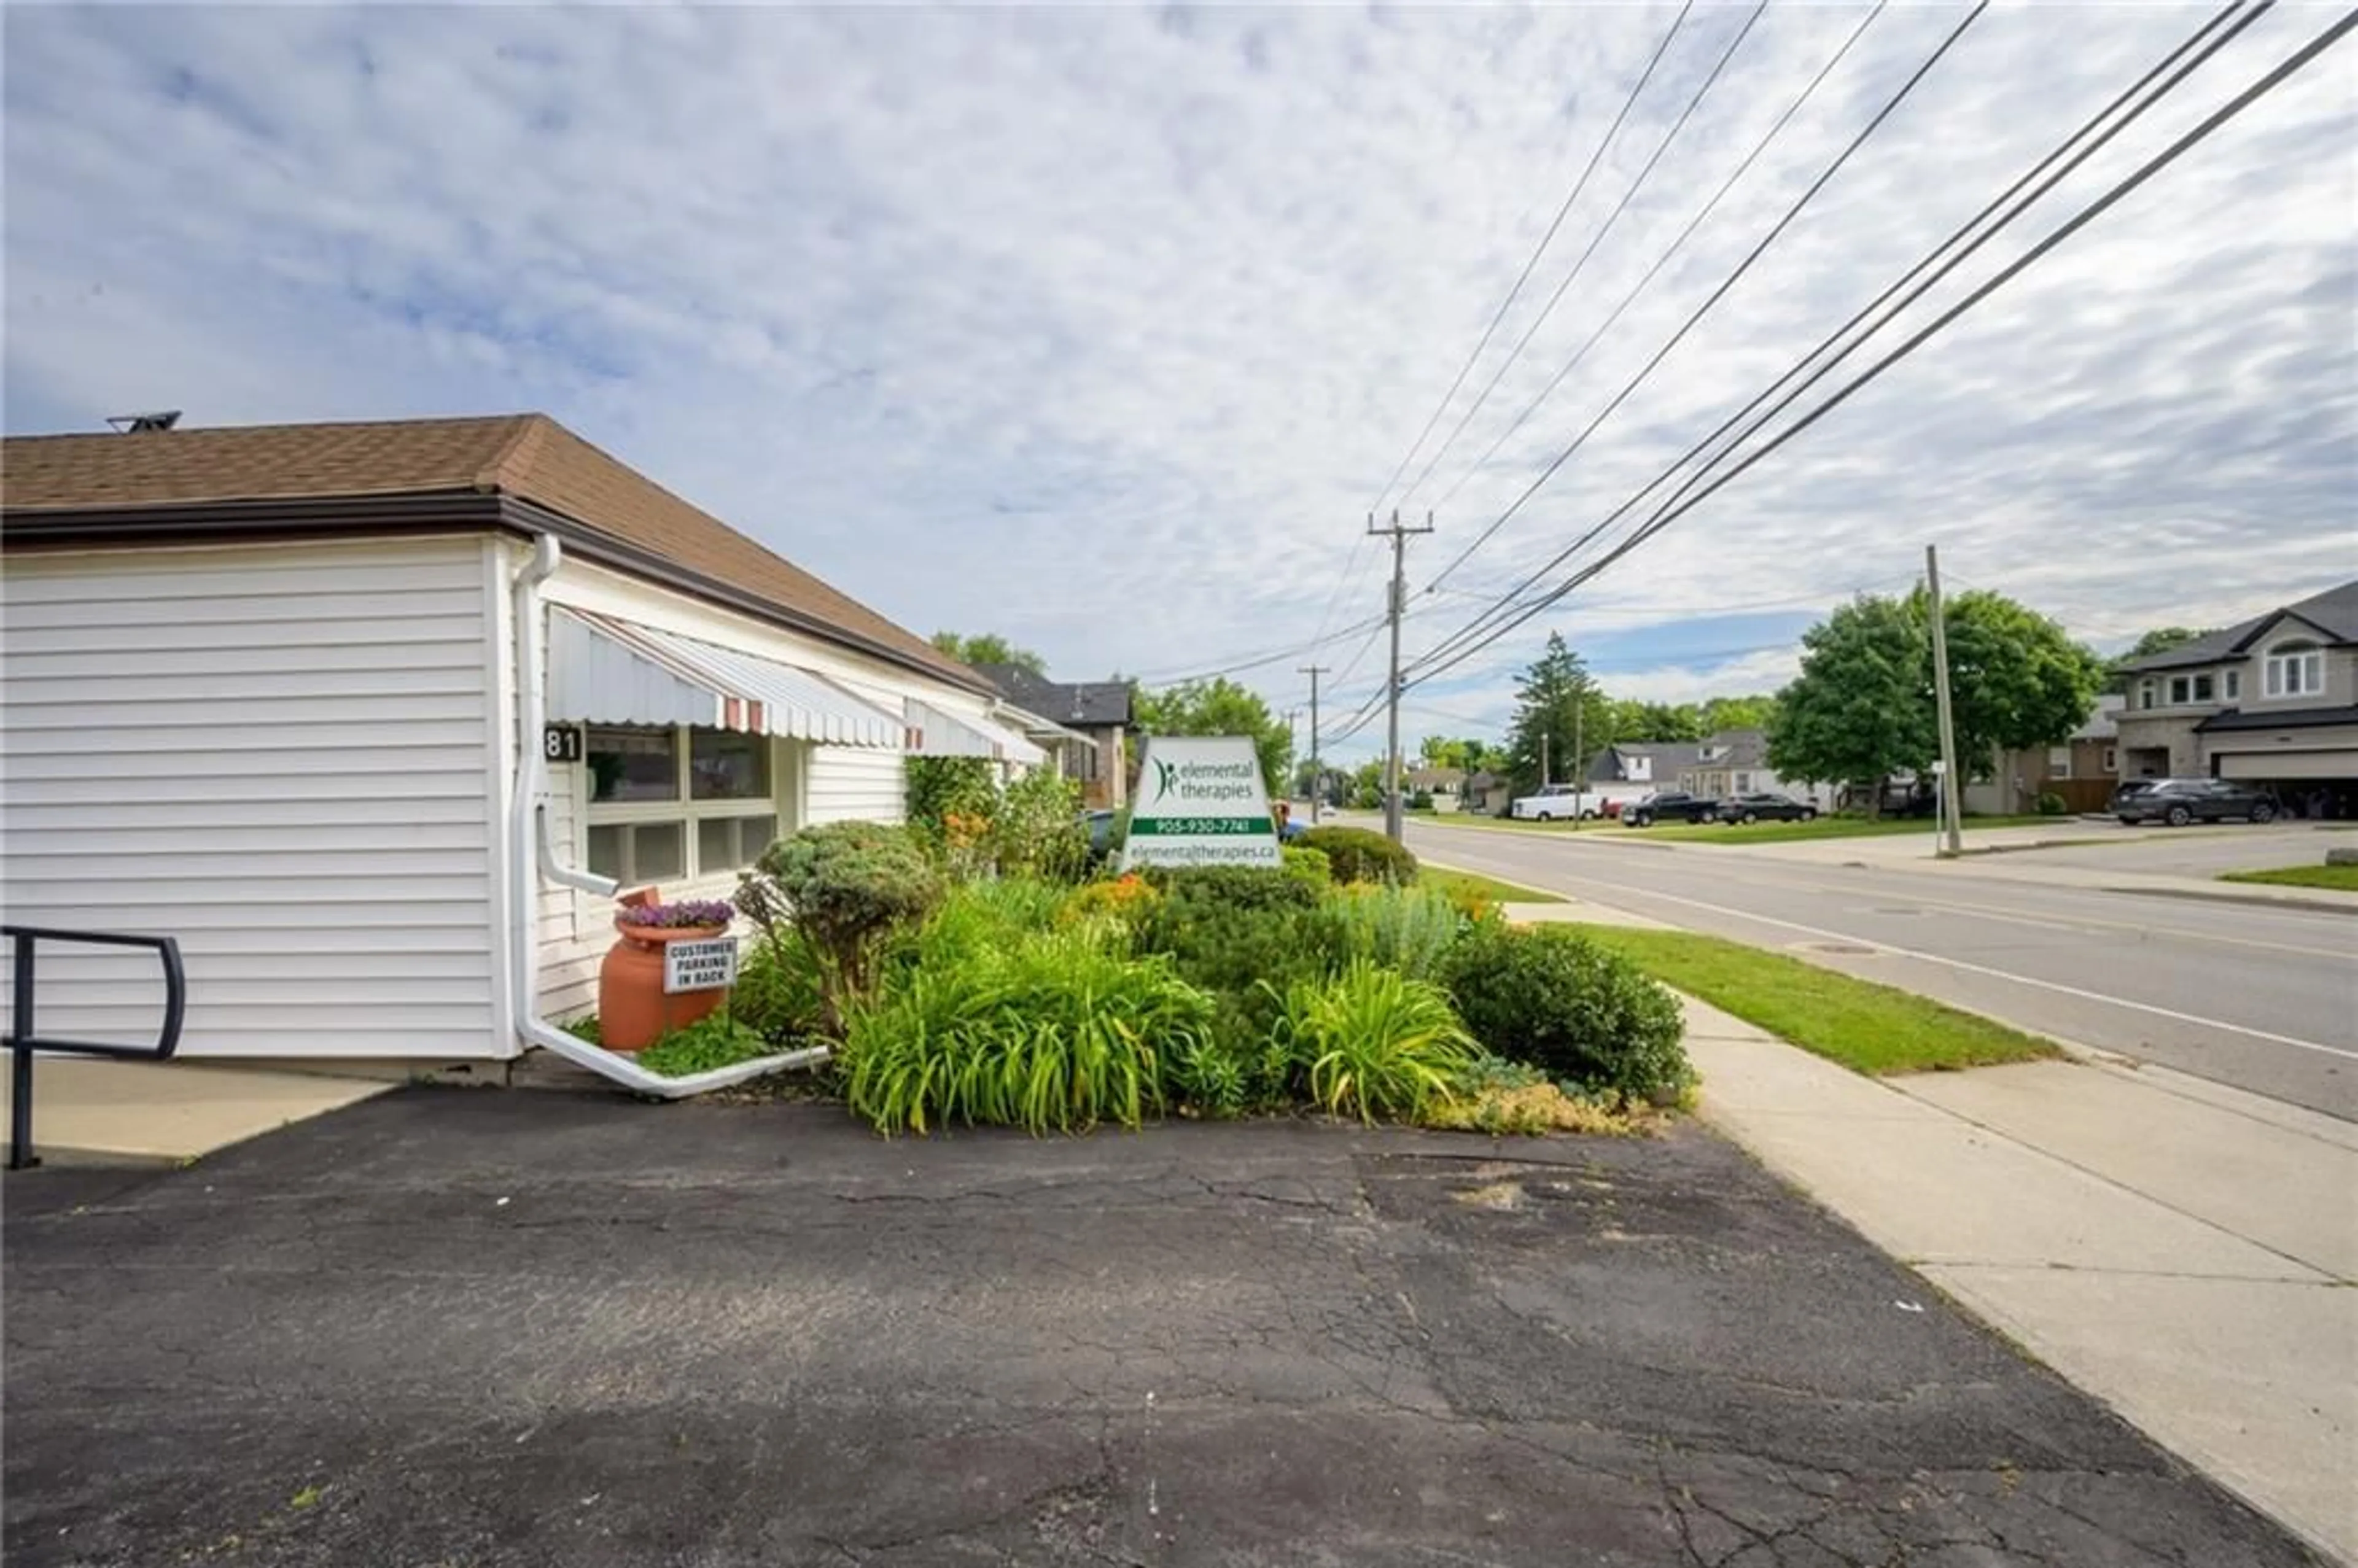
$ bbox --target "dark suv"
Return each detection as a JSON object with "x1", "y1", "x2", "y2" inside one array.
[
  {"x1": 1625, "y1": 791, "x2": 1719, "y2": 828},
  {"x1": 2115, "y1": 778, "x2": 2278, "y2": 827}
]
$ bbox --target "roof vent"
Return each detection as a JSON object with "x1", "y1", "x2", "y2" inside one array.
[{"x1": 106, "y1": 410, "x2": 182, "y2": 433}]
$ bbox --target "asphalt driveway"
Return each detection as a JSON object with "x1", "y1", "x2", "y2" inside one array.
[{"x1": 3, "y1": 1089, "x2": 2317, "y2": 1567}]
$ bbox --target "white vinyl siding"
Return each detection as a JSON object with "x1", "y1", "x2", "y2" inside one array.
[
  {"x1": 805, "y1": 742, "x2": 906, "y2": 825},
  {"x1": 0, "y1": 537, "x2": 507, "y2": 1060}
]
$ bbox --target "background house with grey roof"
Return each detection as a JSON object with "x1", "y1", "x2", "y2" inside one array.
[
  {"x1": 975, "y1": 663, "x2": 1134, "y2": 809},
  {"x1": 1586, "y1": 729, "x2": 1833, "y2": 808},
  {"x1": 2111, "y1": 580, "x2": 2357, "y2": 814}
]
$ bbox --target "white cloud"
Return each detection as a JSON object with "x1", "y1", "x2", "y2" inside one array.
[{"x1": 5, "y1": 4, "x2": 2351, "y2": 736}]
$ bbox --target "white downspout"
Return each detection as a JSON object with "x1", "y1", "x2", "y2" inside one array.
[{"x1": 508, "y1": 534, "x2": 829, "y2": 1096}]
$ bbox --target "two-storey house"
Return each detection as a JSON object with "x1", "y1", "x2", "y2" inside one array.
[{"x1": 2112, "y1": 580, "x2": 2357, "y2": 815}]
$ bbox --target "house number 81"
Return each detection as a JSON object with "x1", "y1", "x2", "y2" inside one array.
[{"x1": 543, "y1": 724, "x2": 584, "y2": 763}]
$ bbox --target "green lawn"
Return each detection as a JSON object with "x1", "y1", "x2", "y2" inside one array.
[
  {"x1": 2219, "y1": 863, "x2": 2358, "y2": 892},
  {"x1": 1635, "y1": 813, "x2": 2052, "y2": 845},
  {"x1": 1420, "y1": 866, "x2": 1567, "y2": 905},
  {"x1": 1566, "y1": 923, "x2": 2060, "y2": 1075}
]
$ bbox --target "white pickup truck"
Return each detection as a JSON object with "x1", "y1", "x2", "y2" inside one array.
[{"x1": 1508, "y1": 783, "x2": 1643, "y2": 821}]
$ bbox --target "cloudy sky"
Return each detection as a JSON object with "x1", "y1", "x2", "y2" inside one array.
[{"x1": 6, "y1": 3, "x2": 2351, "y2": 758}]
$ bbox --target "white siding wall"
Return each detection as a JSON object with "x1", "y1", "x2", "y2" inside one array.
[
  {"x1": 804, "y1": 742, "x2": 906, "y2": 825},
  {"x1": 0, "y1": 537, "x2": 510, "y2": 1059}
]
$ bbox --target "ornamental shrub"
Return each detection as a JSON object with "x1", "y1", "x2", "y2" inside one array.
[
  {"x1": 1280, "y1": 844, "x2": 1332, "y2": 890},
  {"x1": 730, "y1": 930, "x2": 828, "y2": 1045},
  {"x1": 1274, "y1": 960, "x2": 1476, "y2": 1124},
  {"x1": 1135, "y1": 867, "x2": 1334, "y2": 1053},
  {"x1": 1320, "y1": 883, "x2": 1466, "y2": 982},
  {"x1": 1293, "y1": 825, "x2": 1417, "y2": 885},
  {"x1": 1060, "y1": 872, "x2": 1161, "y2": 928},
  {"x1": 1439, "y1": 923, "x2": 1691, "y2": 1103},
  {"x1": 841, "y1": 926, "x2": 1214, "y2": 1136},
  {"x1": 989, "y1": 767, "x2": 1090, "y2": 883},
  {"x1": 905, "y1": 756, "x2": 997, "y2": 840},
  {"x1": 737, "y1": 821, "x2": 943, "y2": 1034},
  {"x1": 2036, "y1": 791, "x2": 2068, "y2": 816}
]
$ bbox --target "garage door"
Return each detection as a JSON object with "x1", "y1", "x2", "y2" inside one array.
[{"x1": 2214, "y1": 751, "x2": 2358, "y2": 782}]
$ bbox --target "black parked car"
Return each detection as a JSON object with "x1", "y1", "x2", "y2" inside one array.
[
  {"x1": 1719, "y1": 791, "x2": 1819, "y2": 825},
  {"x1": 2114, "y1": 778, "x2": 2278, "y2": 827},
  {"x1": 1625, "y1": 791, "x2": 1720, "y2": 827}
]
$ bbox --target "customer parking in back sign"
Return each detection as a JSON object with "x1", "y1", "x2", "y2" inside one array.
[
  {"x1": 663, "y1": 939, "x2": 739, "y2": 995},
  {"x1": 1121, "y1": 735, "x2": 1280, "y2": 871}
]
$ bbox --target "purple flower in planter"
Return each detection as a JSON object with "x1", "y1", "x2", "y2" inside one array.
[{"x1": 617, "y1": 899, "x2": 736, "y2": 930}]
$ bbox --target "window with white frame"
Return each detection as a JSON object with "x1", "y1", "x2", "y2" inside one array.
[
  {"x1": 2138, "y1": 680, "x2": 2155, "y2": 711},
  {"x1": 2102, "y1": 746, "x2": 2117, "y2": 774},
  {"x1": 2047, "y1": 746, "x2": 2072, "y2": 779},
  {"x1": 583, "y1": 724, "x2": 787, "y2": 887},
  {"x1": 2166, "y1": 672, "x2": 2216, "y2": 705},
  {"x1": 2224, "y1": 669, "x2": 2240, "y2": 701},
  {"x1": 2263, "y1": 640, "x2": 2322, "y2": 699}
]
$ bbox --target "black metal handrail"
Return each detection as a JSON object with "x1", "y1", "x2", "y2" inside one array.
[{"x1": 5, "y1": 925, "x2": 187, "y2": 1170}]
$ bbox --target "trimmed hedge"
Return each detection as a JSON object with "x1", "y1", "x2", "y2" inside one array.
[
  {"x1": 1441, "y1": 923, "x2": 1690, "y2": 1103},
  {"x1": 1293, "y1": 825, "x2": 1418, "y2": 885}
]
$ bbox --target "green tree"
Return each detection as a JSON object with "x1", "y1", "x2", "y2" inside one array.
[
  {"x1": 931, "y1": 631, "x2": 1047, "y2": 676},
  {"x1": 1698, "y1": 694, "x2": 1779, "y2": 734},
  {"x1": 1134, "y1": 675, "x2": 1294, "y2": 798},
  {"x1": 1417, "y1": 735, "x2": 1474, "y2": 770},
  {"x1": 1503, "y1": 632, "x2": 1613, "y2": 793},
  {"x1": 1350, "y1": 759, "x2": 1385, "y2": 809},
  {"x1": 1768, "y1": 589, "x2": 2103, "y2": 807},
  {"x1": 1942, "y1": 589, "x2": 2107, "y2": 767},
  {"x1": 2104, "y1": 626, "x2": 2212, "y2": 694},
  {"x1": 1767, "y1": 596, "x2": 1933, "y2": 803},
  {"x1": 1605, "y1": 701, "x2": 1703, "y2": 743}
]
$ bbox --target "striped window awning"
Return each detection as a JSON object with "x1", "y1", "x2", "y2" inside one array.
[
  {"x1": 549, "y1": 608, "x2": 905, "y2": 748},
  {"x1": 906, "y1": 699, "x2": 1046, "y2": 767}
]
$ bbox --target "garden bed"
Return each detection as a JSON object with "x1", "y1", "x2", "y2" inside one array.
[{"x1": 583, "y1": 816, "x2": 1697, "y2": 1136}]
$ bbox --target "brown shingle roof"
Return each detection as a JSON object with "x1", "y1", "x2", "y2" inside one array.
[{"x1": 1, "y1": 413, "x2": 982, "y2": 691}]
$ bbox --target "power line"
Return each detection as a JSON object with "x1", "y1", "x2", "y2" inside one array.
[
  {"x1": 1393, "y1": 2, "x2": 1772, "y2": 516},
  {"x1": 1417, "y1": 1, "x2": 1990, "y2": 602},
  {"x1": 1404, "y1": 1, "x2": 2349, "y2": 693},
  {"x1": 1408, "y1": 0, "x2": 2271, "y2": 682},
  {"x1": 1420, "y1": 2, "x2": 1889, "y2": 543},
  {"x1": 1124, "y1": 607, "x2": 1389, "y2": 688},
  {"x1": 1363, "y1": 2, "x2": 1695, "y2": 520}
]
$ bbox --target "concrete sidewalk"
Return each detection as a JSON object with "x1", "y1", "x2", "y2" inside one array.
[
  {"x1": 1684, "y1": 995, "x2": 2358, "y2": 1564},
  {"x1": 1493, "y1": 892, "x2": 2357, "y2": 1559},
  {"x1": 0, "y1": 1057, "x2": 391, "y2": 1165}
]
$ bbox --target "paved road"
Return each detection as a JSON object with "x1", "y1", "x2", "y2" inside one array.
[
  {"x1": 4, "y1": 1089, "x2": 2314, "y2": 1567},
  {"x1": 1405, "y1": 819, "x2": 2358, "y2": 1121}
]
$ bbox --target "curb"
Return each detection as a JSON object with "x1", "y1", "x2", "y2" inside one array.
[{"x1": 2094, "y1": 883, "x2": 2358, "y2": 918}]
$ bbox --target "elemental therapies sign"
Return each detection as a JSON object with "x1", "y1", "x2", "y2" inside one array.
[{"x1": 1121, "y1": 735, "x2": 1281, "y2": 871}]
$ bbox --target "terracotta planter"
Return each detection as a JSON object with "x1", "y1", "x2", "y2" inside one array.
[{"x1": 597, "y1": 921, "x2": 732, "y2": 1052}]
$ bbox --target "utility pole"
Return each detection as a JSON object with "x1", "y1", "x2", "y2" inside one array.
[
  {"x1": 1925, "y1": 544, "x2": 1964, "y2": 858},
  {"x1": 1371, "y1": 508, "x2": 1434, "y2": 845},
  {"x1": 1298, "y1": 665, "x2": 1329, "y2": 823},
  {"x1": 1573, "y1": 697, "x2": 1584, "y2": 790},
  {"x1": 1541, "y1": 733, "x2": 1551, "y2": 788}
]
